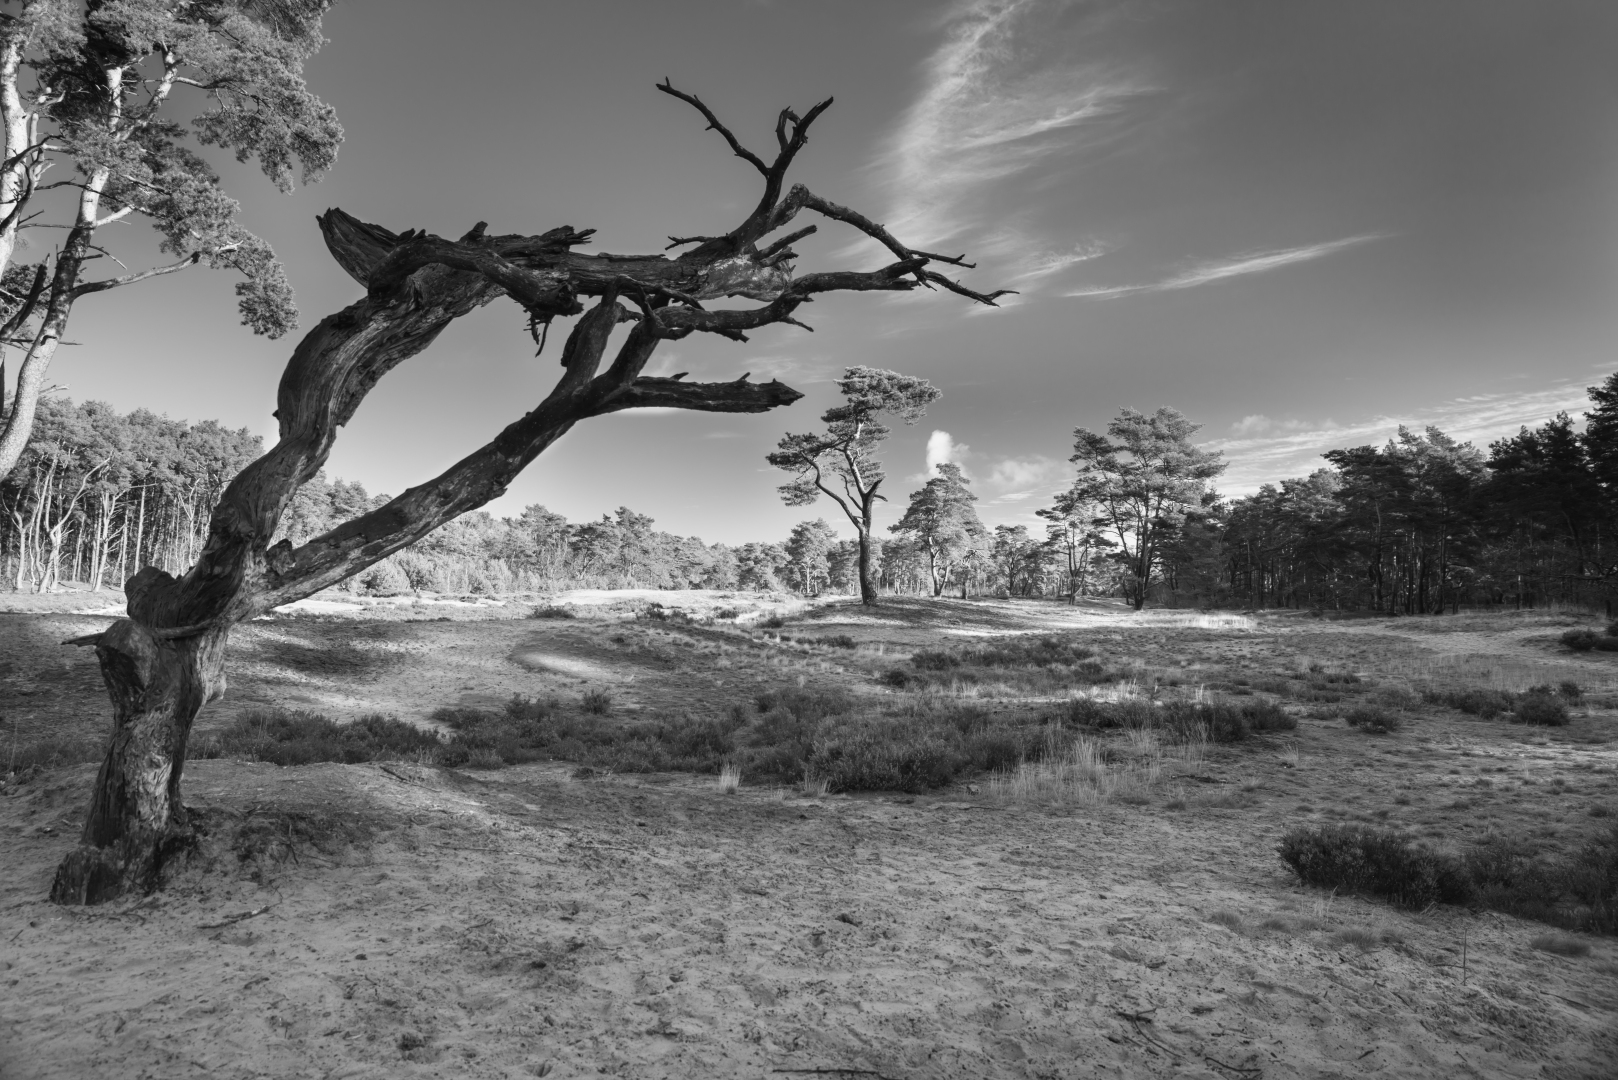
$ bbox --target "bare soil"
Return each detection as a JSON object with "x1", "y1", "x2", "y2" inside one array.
[{"x1": 3, "y1": 595, "x2": 1617, "y2": 1079}]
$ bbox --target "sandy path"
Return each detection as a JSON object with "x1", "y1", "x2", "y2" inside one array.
[{"x1": 4, "y1": 759, "x2": 1613, "y2": 1080}]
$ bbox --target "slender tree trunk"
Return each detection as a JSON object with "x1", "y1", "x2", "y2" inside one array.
[{"x1": 856, "y1": 526, "x2": 877, "y2": 605}]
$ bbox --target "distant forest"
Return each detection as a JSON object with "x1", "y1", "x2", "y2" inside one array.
[{"x1": 5, "y1": 376, "x2": 1618, "y2": 613}]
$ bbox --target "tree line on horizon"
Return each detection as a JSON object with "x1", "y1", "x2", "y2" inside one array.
[{"x1": 9, "y1": 373, "x2": 1618, "y2": 613}]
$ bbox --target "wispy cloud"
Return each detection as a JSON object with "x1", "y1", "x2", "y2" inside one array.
[
  {"x1": 1229, "y1": 414, "x2": 1321, "y2": 437},
  {"x1": 1068, "y1": 235, "x2": 1386, "y2": 299},
  {"x1": 1208, "y1": 381, "x2": 1597, "y2": 494},
  {"x1": 878, "y1": 0, "x2": 1152, "y2": 249}
]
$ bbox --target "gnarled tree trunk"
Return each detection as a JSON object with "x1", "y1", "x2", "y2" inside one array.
[{"x1": 52, "y1": 602, "x2": 228, "y2": 904}]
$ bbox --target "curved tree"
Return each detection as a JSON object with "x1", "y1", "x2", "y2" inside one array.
[
  {"x1": 767, "y1": 367, "x2": 943, "y2": 605},
  {"x1": 49, "y1": 82, "x2": 1006, "y2": 905},
  {"x1": 0, "y1": 0, "x2": 342, "y2": 481}
]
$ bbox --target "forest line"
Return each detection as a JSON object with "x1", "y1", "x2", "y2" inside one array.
[{"x1": 5, "y1": 373, "x2": 1617, "y2": 613}]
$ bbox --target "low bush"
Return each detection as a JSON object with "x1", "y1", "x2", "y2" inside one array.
[
  {"x1": 200, "y1": 709, "x2": 444, "y2": 767},
  {"x1": 1056, "y1": 697, "x2": 1294, "y2": 743},
  {"x1": 528, "y1": 605, "x2": 575, "y2": 619},
  {"x1": 1280, "y1": 823, "x2": 1618, "y2": 933},
  {"x1": 811, "y1": 634, "x2": 858, "y2": 649},
  {"x1": 1514, "y1": 692, "x2": 1570, "y2": 726},
  {"x1": 1344, "y1": 705, "x2": 1403, "y2": 734},
  {"x1": 1562, "y1": 629, "x2": 1600, "y2": 652},
  {"x1": 1420, "y1": 686, "x2": 1515, "y2": 719},
  {"x1": 1372, "y1": 686, "x2": 1421, "y2": 710},
  {"x1": 1277, "y1": 824, "x2": 1471, "y2": 907}
]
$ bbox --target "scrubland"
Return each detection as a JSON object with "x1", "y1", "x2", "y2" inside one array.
[{"x1": 2, "y1": 593, "x2": 1617, "y2": 1079}]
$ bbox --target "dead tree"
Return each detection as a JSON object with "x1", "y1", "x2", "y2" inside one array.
[{"x1": 48, "y1": 83, "x2": 1008, "y2": 905}]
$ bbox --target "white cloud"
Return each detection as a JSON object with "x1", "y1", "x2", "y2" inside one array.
[
  {"x1": 925, "y1": 429, "x2": 967, "y2": 474},
  {"x1": 1208, "y1": 381, "x2": 1597, "y2": 495},
  {"x1": 1068, "y1": 235, "x2": 1388, "y2": 299},
  {"x1": 985, "y1": 453, "x2": 1065, "y2": 490}
]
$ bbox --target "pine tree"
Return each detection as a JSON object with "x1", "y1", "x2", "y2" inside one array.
[
  {"x1": 890, "y1": 462, "x2": 984, "y2": 597},
  {"x1": 768, "y1": 367, "x2": 942, "y2": 605}
]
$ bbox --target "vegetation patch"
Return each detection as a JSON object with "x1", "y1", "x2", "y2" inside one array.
[
  {"x1": 1343, "y1": 705, "x2": 1403, "y2": 734},
  {"x1": 195, "y1": 710, "x2": 444, "y2": 767},
  {"x1": 1058, "y1": 696, "x2": 1295, "y2": 743},
  {"x1": 1280, "y1": 823, "x2": 1618, "y2": 933}
]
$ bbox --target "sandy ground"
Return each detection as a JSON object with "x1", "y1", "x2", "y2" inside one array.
[{"x1": 3, "y1": 596, "x2": 1618, "y2": 1079}]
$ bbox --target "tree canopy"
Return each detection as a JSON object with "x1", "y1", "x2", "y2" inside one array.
[{"x1": 0, "y1": 0, "x2": 343, "y2": 482}]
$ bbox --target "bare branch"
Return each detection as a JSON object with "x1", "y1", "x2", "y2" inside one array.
[
  {"x1": 71, "y1": 252, "x2": 201, "y2": 297},
  {"x1": 656, "y1": 80, "x2": 770, "y2": 176}
]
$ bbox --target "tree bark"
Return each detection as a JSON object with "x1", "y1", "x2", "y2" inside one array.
[{"x1": 51, "y1": 604, "x2": 228, "y2": 904}]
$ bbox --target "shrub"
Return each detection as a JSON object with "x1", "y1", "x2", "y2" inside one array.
[
  {"x1": 754, "y1": 687, "x2": 856, "y2": 723},
  {"x1": 1372, "y1": 687, "x2": 1421, "y2": 710},
  {"x1": 1559, "y1": 681, "x2": 1585, "y2": 703},
  {"x1": 1562, "y1": 629, "x2": 1600, "y2": 652},
  {"x1": 1606, "y1": 620, "x2": 1618, "y2": 637},
  {"x1": 910, "y1": 649, "x2": 960, "y2": 671},
  {"x1": 760, "y1": 614, "x2": 785, "y2": 629},
  {"x1": 1421, "y1": 686, "x2": 1515, "y2": 719},
  {"x1": 1344, "y1": 706, "x2": 1403, "y2": 734},
  {"x1": 879, "y1": 668, "x2": 912, "y2": 689},
  {"x1": 203, "y1": 709, "x2": 444, "y2": 767},
  {"x1": 812, "y1": 634, "x2": 858, "y2": 649},
  {"x1": 1277, "y1": 824, "x2": 1471, "y2": 908},
  {"x1": 529, "y1": 605, "x2": 576, "y2": 619},
  {"x1": 1514, "y1": 692, "x2": 1569, "y2": 727},
  {"x1": 1530, "y1": 934, "x2": 1591, "y2": 957},
  {"x1": 1057, "y1": 697, "x2": 1293, "y2": 742},
  {"x1": 581, "y1": 689, "x2": 613, "y2": 715},
  {"x1": 805, "y1": 715, "x2": 962, "y2": 793}
]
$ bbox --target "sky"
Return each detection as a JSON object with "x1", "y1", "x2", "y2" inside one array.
[{"x1": 34, "y1": 0, "x2": 1618, "y2": 545}]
